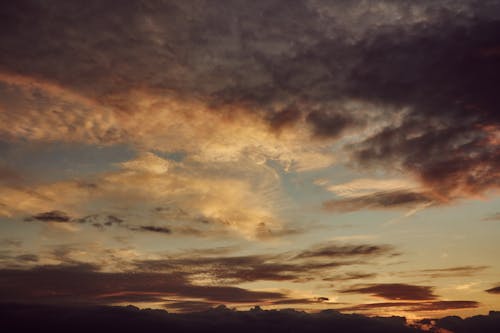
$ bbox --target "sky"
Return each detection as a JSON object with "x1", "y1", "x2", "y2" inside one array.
[{"x1": 0, "y1": 0, "x2": 499, "y2": 320}]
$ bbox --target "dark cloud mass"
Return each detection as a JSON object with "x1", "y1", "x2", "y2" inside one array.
[
  {"x1": 0, "y1": 0, "x2": 499, "y2": 197},
  {"x1": 0, "y1": 264, "x2": 285, "y2": 304},
  {"x1": 486, "y1": 285, "x2": 500, "y2": 294},
  {"x1": 27, "y1": 210, "x2": 71, "y2": 222},
  {"x1": 341, "y1": 283, "x2": 437, "y2": 301},
  {"x1": 0, "y1": 0, "x2": 499, "y2": 325},
  {"x1": 1, "y1": 303, "x2": 499, "y2": 333}
]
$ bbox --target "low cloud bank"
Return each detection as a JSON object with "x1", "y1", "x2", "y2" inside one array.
[{"x1": 1, "y1": 303, "x2": 499, "y2": 333}]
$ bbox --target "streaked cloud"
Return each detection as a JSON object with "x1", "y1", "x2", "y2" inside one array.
[
  {"x1": 341, "y1": 283, "x2": 437, "y2": 301},
  {"x1": 322, "y1": 190, "x2": 436, "y2": 213}
]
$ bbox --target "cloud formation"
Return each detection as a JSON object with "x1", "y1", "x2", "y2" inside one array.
[
  {"x1": 0, "y1": 0, "x2": 498, "y2": 199},
  {"x1": 323, "y1": 190, "x2": 436, "y2": 212},
  {"x1": 341, "y1": 283, "x2": 437, "y2": 301},
  {"x1": 340, "y1": 300, "x2": 480, "y2": 312},
  {"x1": 486, "y1": 285, "x2": 500, "y2": 294},
  {"x1": 0, "y1": 263, "x2": 285, "y2": 305}
]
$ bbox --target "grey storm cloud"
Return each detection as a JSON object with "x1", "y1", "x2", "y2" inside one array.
[{"x1": 0, "y1": 0, "x2": 499, "y2": 197}]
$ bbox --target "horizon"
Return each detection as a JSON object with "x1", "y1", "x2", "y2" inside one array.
[
  {"x1": 0, "y1": 0, "x2": 499, "y2": 327},
  {"x1": 1, "y1": 302, "x2": 500, "y2": 332}
]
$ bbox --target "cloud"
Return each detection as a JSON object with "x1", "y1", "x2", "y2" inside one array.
[
  {"x1": 27, "y1": 210, "x2": 71, "y2": 223},
  {"x1": 485, "y1": 285, "x2": 500, "y2": 294},
  {"x1": 16, "y1": 254, "x2": 39, "y2": 262},
  {"x1": 322, "y1": 272, "x2": 377, "y2": 282},
  {"x1": 133, "y1": 255, "x2": 344, "y2": 284},
  {"x1": 415, "y1": 266, "x2": 489, "y2": 278},
  {"x1": 0, "y1": 0, "x2": 498, "y2": 200},
  {"x1": 340, "y1": 300, "x2": 480, "y2": 312},
  {"x1": 135, "y1": 226, "x2": 172, "y2": 235},
  {"x1": 132, "y1": 241, "x2": 395, "y2": 284},
  {"x1": 341, "y1": 283, "x2": 437, "y2": 301},
  {"x1": 1, "y1": 152, "x2": 289, "y2": 239},
  {"x1": 1, "y1": 303, "x2": 496, "y2": 333},
  {"x1": 325, "y1": 178, "x2": 420, "y2": 198},
  {"x1": 163, "y1": 300, "x2": 217, "y2": 313},
  {"x1": 270, "y1": 297, "x2": 331, "y2": 305},
  {"x1": 295, "y1": 243, "x2": 395, "y2": 259},
  {"x1": 322, "y1": 190, "x2": 436, "y2": 212},
  {"x1": 25, "y1": 210, "x2": 174, "y2": 236},
  {"x1": 0, "y1": 303, "x2": 430, "y2": 333},
  {"x1": 76, "y1": 214, "x2": 124, "y2": 229},
  {"x1": 0, "y1": 264, "x2": 286, "y2": 305}
]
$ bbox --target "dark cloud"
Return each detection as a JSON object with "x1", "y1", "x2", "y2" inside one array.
[
  {"x1": 270, "y1": 297, "x2": 331, "y2": 305},
  {"x1": 1, "y1": 303, "x2": 497, "y2": 333},
  {"x1": 26, "y1": 210, "x2": 71, "y2": 223},
  {"x1": 341, "y1": 300, "x2": 480, "y2": 312},
  {"x1": 0, "y1": 264, "x2": 286, "y2": 304},
  {"x1": 24, "y1": 211, "x2": 176, "y2": 236},
  {"x1": 323, "y1": 190, "x2": 436, "y2": 212},
  {"x1": 415, "y1": 266, "x2": 489, "y2": 278},
  {"x1": 322, "y1": 272, "x2": 377, "y2": 282},
  {"x1": 133, "y1": 255, "x2": 344, "y2": 283},
  {"x1": 0, "y1": 0, "x2": 499, "y2": 197},
  {"x1": 94, "y1": 292, "x2": 167, "y2": 304},
  {"x1": 433, "y1": 311, "x2": 500, "y2": 333},
  {"x1": 76, "y1": 214, "x2": 124, "y2": 229},
  {"x1": 306, "y1": 111, "x2": 358, "y2": 139},
  {"x1": 133, "y1": 241, "x2": 394, "y2": 284},
  {"x1": 136, "y1": 226, "x2": 172, "y2": 234},
  {"x1": 295, "y1": 243, "x2": 395, "y2": 259},
  {"x1": 485, "y1": 285, "x2": 500, "y2": 294},
  {"x1": 341, "y1": 283, "x2": 437, "y2": 301},
  {"x1": 0, "y1": 303, "x2": 432, "y2": 333}
]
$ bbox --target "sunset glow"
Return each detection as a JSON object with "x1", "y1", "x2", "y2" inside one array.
[{"x1": 0, "y1": 1, "x2": 499, "y2": 331}]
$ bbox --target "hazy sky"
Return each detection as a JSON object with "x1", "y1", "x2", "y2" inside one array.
[{"x1": 0, "y1": 0, "x2": 499, "y2": 319}]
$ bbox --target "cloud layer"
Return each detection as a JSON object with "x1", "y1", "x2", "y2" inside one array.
[{"x1": 0, "y1": 0, "x2": 498, "y2": 199}]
